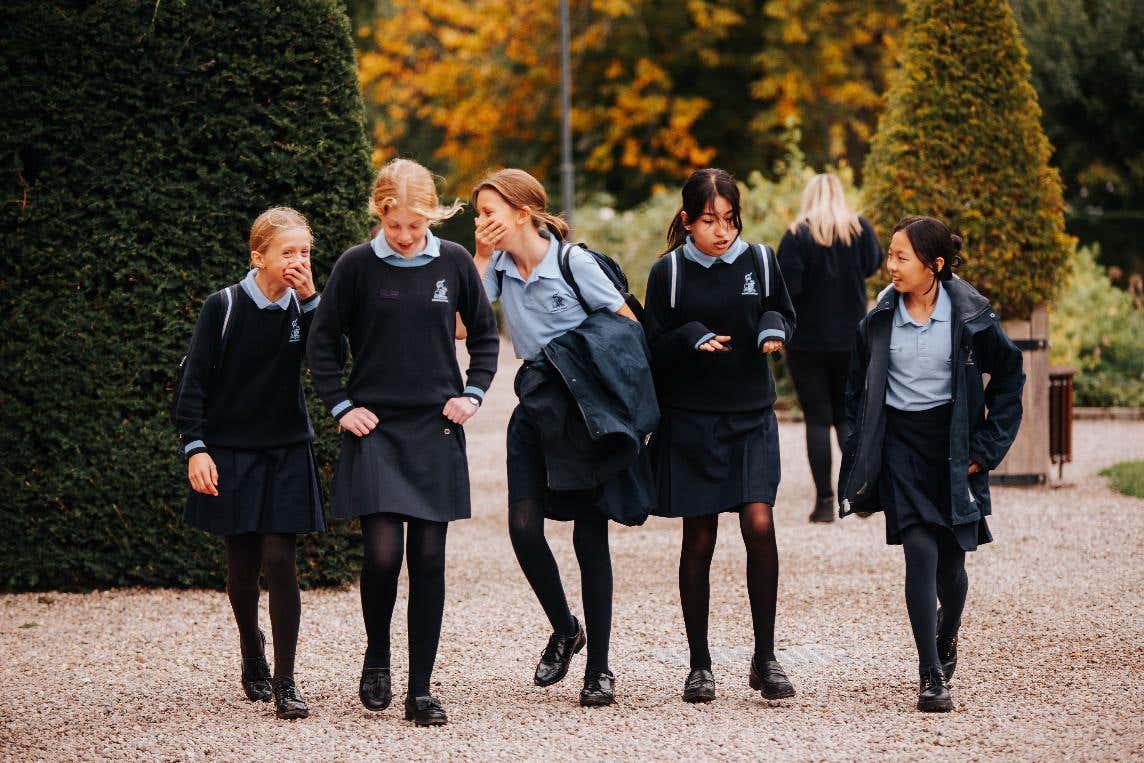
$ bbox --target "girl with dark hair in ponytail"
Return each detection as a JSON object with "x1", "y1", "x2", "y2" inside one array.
[
  {"x1": 643, "y1": 168, "x2": 798, "y2": 704},
  {"x1": 838, "y1": 215, "x2": 1025, "y2": 712}
]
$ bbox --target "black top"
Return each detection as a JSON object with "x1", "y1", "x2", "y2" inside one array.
[
  {"x1": 642, "y1": 244, "x2": 797, "y2": 413},
  {"x1": 777, "y1": 217, "x2": 883, "y2": 352},
  {"x1": 307, "y1": 239, "x2": 499, "y2": 417},
  {"x1": 177, "y1": 288, "x2": 316, "y2": 457}
]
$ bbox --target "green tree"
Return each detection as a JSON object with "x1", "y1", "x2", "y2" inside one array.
[
  {"x1": 1, "y1": 0, "x2": 373, "y2": 590},
  {"x1": 861, "y1": 0, "x2": 1071, "y2": 318}
]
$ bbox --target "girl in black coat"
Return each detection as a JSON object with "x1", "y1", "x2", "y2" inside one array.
[
  {"x1": 777, "y1": 173, "x2": 883, "y2": 522},
  {"x1": 838, "y1": 216, "x2": 1024, "y2": 712},
  {"x1": 643, "y1": 168, "x2": 798, "y2": 704}
]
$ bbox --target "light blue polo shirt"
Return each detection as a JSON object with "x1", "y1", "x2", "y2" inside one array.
[
  {"x1": 886, "y1": 282, "x2": 953, "y2": 411},
  {"x1": 370, "y1": 228, "x2": 441, "y2": 267},
  {"x1": 481, "y1": 230, "x2": 624, "y2": 361}
]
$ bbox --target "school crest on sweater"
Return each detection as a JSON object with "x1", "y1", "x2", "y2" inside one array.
[
  {"x1": 289, "y1": 317, "x2": 301, "y2": 342},
  {"x1": 432, "y1": 279, "x2": 449, "y2": 303},
  {"x1": 742, "y1": 272, "x2": 759, "y2": 296}
]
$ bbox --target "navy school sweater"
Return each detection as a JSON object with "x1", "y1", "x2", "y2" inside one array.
[
  {"x1": 306, "y1": 239, "x2": 499, "y2": 418},
  {"x1": 176, "y1": 287, "x2": 318, "y2": 459},
  {"x1": 642, "y1": 244, "x2": 797, "y2": 413}
]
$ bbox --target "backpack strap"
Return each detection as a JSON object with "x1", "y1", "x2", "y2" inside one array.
[
  {"x1": 220, "y1": 284, "x2": 237, "y2": 341},
  {"x1": 556, "y1": 242, "x2": 592, "y2": 313},
  {"x1": 668, "y1": 246, "x2": 684, "y2": 308},
  {"x1": 750, "y1": 243, "x2": 772, "y2": 301}
]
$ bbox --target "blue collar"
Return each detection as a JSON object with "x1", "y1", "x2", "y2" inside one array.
[
  {"x1": 683, "y1": 236, "x2": 749, "y2": 268},
  {"x1": 240, "y1": 268, "x2": 294, "y2": 310},
  {"x1": 895, "y1": 281, "x2": 952, "y2": 327},
  {"x1": 493, "y1": 230, "x2": 561, "y2": 284},
  {"x1": 370, "y1": 228, "x2": 441, "y2": 261}
]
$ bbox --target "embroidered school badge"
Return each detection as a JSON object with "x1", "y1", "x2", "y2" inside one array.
[
  {"x1": 289, "y1": 317, "x2": 301, "y2": 343},
  {"x1": 432, "y1": 279, "x2": 449, "y2": 303},
  {"x1": 551, "y1": 292, "x2": 569, "y2": 312},
  {"x1": 742, "y1": 272, "x2": 759, "y2": 296}
]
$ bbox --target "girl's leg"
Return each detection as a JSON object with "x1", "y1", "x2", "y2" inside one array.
[
  {"x1": 260, "y1": 533, "x2": 301, "y2": 680},
  {"x1": 679, "y1": 515, "x2": 719, "y2": 670},
  {"x1": 405, "y1": 518, "x2": 449, "y2": 697},
  {"x1": 508, "y1": 498, "x2": 577, "y2": 636},
  {"x1": 900, "y1": 524, "x2": 941, "y2": 672},
  {"x1": 360, "y1": 513, "x2": 405, "y2": 670},
  {"x1": 572, "y1": 516, "x2": 612, "y2": 675},
  {"x1": 739, "y1": 503, "x2": 780, "y2": 664},
  {"x1": 935, "y1": 531, "x2": 968, "y2": 644},
  {"x1": 805, "y1": 423, "x2": 834, "y2": 500},
  {"x1": 224, "y1": 533, "x2": 264, "y2": 658}
]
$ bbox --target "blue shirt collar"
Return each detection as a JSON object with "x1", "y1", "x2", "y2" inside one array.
[
  {"x1": 682, "y1": 236, "x2": 749, "y2": 268},
  {"x1": 240, "y1": 268, "x2": 294, "y2": 310},
  {"x1": 895, "y1": 281, "x2": 952, "y2": 327},
  {"x1": 493, "y1": 229, "x2": 561, "y2": 284},
  {"x1": 370, "y1": 228, "x2": 441, "y2": 260}
]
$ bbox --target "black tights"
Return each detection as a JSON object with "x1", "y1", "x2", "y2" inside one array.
[
  {"x1": 225, "y1": 533, "x2": 300, "y2": 679},
  {"x1": 901, "y1": 524, "x2": 968, "y2": 673},
  {"x1": 508, "y1": 498, "x2": 612, "y2": 675},
  {"x1": 679, "y1": 503, "x2": 780, "y2": 670},
  {"x1": 359, "y1": 513, "x2": 448, "y2": 697},
  {"x1": 805, "y1": 419, "x2": 849, "y2": 500}
]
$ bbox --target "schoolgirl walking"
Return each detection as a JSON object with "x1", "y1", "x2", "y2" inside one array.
[
  {"x1": 306, "y1": 159, "x2": 499, "y2": 726},
  {"x1": 175, "y1": 206, "x2": 325, "y2": 720},
  {"x1": 642, "y1": 168, "x2": 799, "y2": 703},
  {"x1": 838, "y1": 215, "x2": 1024, "y2": 711}
]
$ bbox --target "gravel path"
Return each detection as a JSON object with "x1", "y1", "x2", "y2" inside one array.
[{"x1": 3, "y1": 344, "x2": 1142, "y2": 761}]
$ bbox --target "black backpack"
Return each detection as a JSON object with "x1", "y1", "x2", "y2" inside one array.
[{"x1": 169, "y1": 284, "x2": 240, "y2": 427}]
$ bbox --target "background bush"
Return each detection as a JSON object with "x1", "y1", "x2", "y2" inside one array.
[{"x1": 1, "y1": 1, "x2": 372, "y2": 591}]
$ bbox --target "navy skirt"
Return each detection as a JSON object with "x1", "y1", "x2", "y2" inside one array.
[
  {"x1": 183, "y1": 441, "x2": 325, "y2": 536},
  {"x1": 651, "y1": 407, "x2": 781, "y2": 518},
  {"x1": 880, "y1": 403, "x2": 991, "y2": 552},
  {"x1": 331, "y1": 404, "x2": 470, "y2": 523}
]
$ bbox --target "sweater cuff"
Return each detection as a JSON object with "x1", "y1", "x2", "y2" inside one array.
[
  {"x1": 759, "y1": 310, "x2": 787, "y2": 337},
  {"x1": 757, "y1": 328, "x2": 785, "y2": 348},
  {"x1": 301, "y1": 293, "x2": 320, "y2": 313},
  {"x1": 330, "y1": 400, "x2": 353, "y2": 421},
  {"x1": 183, "y1": 440, "x2": 208, "y2": 460},
  {"x1": 694, "y1": 332, "x2": 716, "y2": 350},
  {"x1": 462, "y1": 385, "x2": 486, "y2": 403}
]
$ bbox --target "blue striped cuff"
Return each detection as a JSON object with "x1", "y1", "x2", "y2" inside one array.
[
  {"x1": 694, "y1": 332, "x2": 716, "y2": 350},
  {"x1": 184, "y1": 440, "x2": 206, "y2": 455},
  {"x1": 462, "y1": 386, "x2": 486, "y2": 402},
  {"x1": 757, "y1": 329, "x2": 785, "y2": 347},
  {"x1": 301, "y1": 293, "x2": 321, "y2": 313},
  {"x1": 330, "y1": 400, "x2": 353, "y2": 419}
]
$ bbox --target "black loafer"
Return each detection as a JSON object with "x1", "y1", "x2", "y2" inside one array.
[
  {"x1": 404, "y1": 694, "x2": 448, "y2": 726},
  {"x1": 681, "y1": 668, "x2": 715, "y2": 703},
  {"x1": 749, "y1": 657, "x2": 796, "y2": 699},
  {"x1": 937, "y1": 608, "x2": 959, "y2": 682},
  {"x1": 917, "y1": 666, "x2": 953, "y2": 712},
  {"x1": 240, "y1": 630, "x2": 272, "y2": 702},
  {"x1": 272, "y1": 676, "x2": 310, "y2": 720},
  {"x1": 359, "y1": 667, "x2": 392, "y2": 711},
  {"x1": 579, "y1": 671, "x2": 615, "y2": 707},
  {"x1": 809, "y1": 496, "x2": 835, "y2": 523},
  {"x1": 534, "y1": 616, "x2": 586, "y2": 687}
]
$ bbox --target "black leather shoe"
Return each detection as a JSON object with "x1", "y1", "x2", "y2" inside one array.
[
  {"x1": 917, "y1": 666, "x2": 953, "y2": 712},
  {"x1": 937, "y1": 608, "x2": 959, "y2": 682},
  {"x1": 749, "y1": 657, "x2": 796, "y2": 699},
  {"x1": 359, "y1": 667, "x2": 392, "y2": 711},
  {"x1": 534, "y1": 616, "x2": 586, "y2": 687},
  {"x1": 579, "y1": 671, "x2": 615, "y2": 707},
  {"x1": 809, "y1": 496, "x2": 835, "y2": 523},
  {"x1": 681, "y1": 668, "x2": 715, "y2": 703},
  {"x1": 272, "y1": 676, "x2": 310, "y2": 720},
  {"x1": 404, "y1": 694, "x2": 448, "y2": 726},
  {"x1": 240, "y1": 630, "x2": 272, "y2": 702}
]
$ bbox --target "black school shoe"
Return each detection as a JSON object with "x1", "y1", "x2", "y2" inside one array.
[
  {"x1": 749, "y1": 657, "x2": 796, "y2": 699},
  {"x1": 917, "y1": 666, "x2": 953, "y2": 712},
  {"x1": 240, "y1": 630, "x2": 272, "y2": 702},
  {"x1": 359, "y1": 667, "x2": 392, "y2": 711},
  {"x1": 681, "y1": 668, "x2": 716, "y2": 703},
  {"x1": 809, "y1": 496, "x2": 835, "y2": 523},
  {"x1": 404, "y1": 694, "x2": 448, "y2": 726},
  {"x1": 272, "y1": 676, "x2": 310, "y2": 720},
  {"x1": 579, "y1": 671, "x2": 615, "y2": 707},
  {"x1": 936, "y1": 608, "x2": 959, "y2": 682},
  {"x1": 534, "y1": 616, "x2": 586, "y2": 687}
]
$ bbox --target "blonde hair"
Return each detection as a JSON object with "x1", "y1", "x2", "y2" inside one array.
[
  {"x1": 470, "y1": 168, "x2": 570, "y2": 239},
  {"x1": 790, "y1": 173, "x2": 862, "y2": 247},
  {"x1": 249, "y1": 206, "x2": 311, "y2": 264},
  {"x1": 369, "y1": 158, "x2": 463, "y2": 224}
]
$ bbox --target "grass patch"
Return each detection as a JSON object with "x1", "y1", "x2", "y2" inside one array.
[{"x1": 1100, "y1": 461, "x2": 1144, "y2": 499}]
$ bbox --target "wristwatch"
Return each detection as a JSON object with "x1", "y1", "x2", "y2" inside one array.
[{"x1": 467, "y1": 397, "x2": 481, "y2": 408}]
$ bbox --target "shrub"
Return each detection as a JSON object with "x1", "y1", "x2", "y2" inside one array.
[{"x1": 0, "y1": 1, "x2": 373, "y2": 591}]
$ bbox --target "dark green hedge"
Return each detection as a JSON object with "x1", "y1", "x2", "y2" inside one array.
[
  {"x1": 861, "y1": 0, "x2": 1072, "y2": 319},
  {"x1": 1, "y1": 1, "x2": 373, "y2": 590}
]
